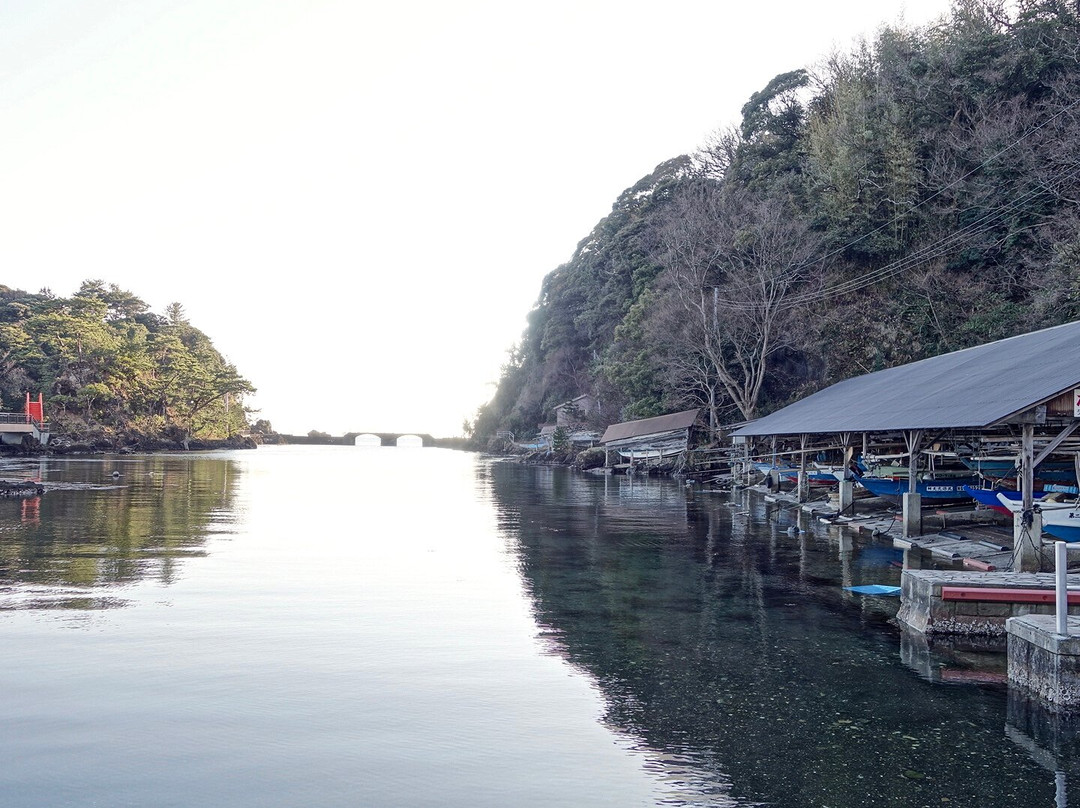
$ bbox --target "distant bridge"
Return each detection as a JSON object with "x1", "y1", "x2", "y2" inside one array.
[
  {"x1": 345, "y1": 432, "x2": 436, "y2": 447},
  {"x1": 276, "y1": 432, "x2": 437, "y2": 447}
]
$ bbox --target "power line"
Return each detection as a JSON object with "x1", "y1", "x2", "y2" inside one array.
[{"x1": 707, "y1": 94, "x2": 1080, "y2": 311}]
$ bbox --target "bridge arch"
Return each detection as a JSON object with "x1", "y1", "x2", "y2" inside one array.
[
  {"x1": 344, "y1": 432, "x2": 437, "y2": 447},
  {"x1": 396, "y1": 434, "x2": 423, "y2": 448}
]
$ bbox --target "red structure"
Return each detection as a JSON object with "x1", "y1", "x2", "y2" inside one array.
[{"x1": 25, "y1": 392, "x2": 43, "y2": 423}]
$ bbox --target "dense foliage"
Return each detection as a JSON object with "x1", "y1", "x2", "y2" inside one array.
[
  {"x1": 0, "y1": 280, "x2": 253, "y2": 448},
  {"x1": 471, "y1": 0, "x2": 1080, "y2": 443}
]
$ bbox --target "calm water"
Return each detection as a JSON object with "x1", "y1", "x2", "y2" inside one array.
[{"x1": 0, "y1": 447, "x2": 1076, "y2": 807}]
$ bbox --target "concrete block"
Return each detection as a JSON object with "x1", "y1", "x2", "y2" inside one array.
[{"x1": 1007, "y1": 615, "x2": 1080, "y2": 711}]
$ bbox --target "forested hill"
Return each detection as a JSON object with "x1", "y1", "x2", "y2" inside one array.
[
  {"x1": 469, "y1": 0, "x2": 1080, "y2": 446},
  {"x1": 0, "y1": 281, "x2": 254, "y2": 449}
]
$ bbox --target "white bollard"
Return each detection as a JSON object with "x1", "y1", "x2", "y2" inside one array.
[{"x1": 1056, "y1": 540, "x2": 1068, "y2": 636}]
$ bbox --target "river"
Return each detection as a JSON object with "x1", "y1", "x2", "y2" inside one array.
[{"x1": 0, "y1": 446, "x2": 1075, "y2": 806}]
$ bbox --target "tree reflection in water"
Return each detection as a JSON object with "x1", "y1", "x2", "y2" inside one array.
[{"x1": 0, "y1": 454, "x2": 238, "y2": 609}]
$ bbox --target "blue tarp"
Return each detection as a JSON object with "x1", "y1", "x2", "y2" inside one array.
[{"x1": 845, "y1": 584, "x2": 902, "y2": 596}]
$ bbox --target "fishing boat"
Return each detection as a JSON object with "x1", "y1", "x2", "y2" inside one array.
[
  {"x1": 962, "y1": 486, "x2": 1049, "y2": 515},
  {"x1": 995, "y1": 493, "x2": 1080, "y2": 542},
  {"x1": 755, "y1": 462, "x2": 837, "y2": 486},
  {"x1": 852, "y1": 469, "x2": 979, "y2": 502},
  {"x1": 961, "y1": 455, "x2": 1078, "y2": 484}
]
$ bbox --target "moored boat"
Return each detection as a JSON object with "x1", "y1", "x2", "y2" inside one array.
[
  {"x1": 961, "y1": 455, "x2": 1078, "y2": 484},
  {"x1": 995, "y1": 492, "x2": 1080, "y2": 542},
  {"x1": 962, "y1": 486, "x2": 1048, "y2": 515},
  {"x1": 852, "y1": 469, "x2": 979, "y2": 502}
]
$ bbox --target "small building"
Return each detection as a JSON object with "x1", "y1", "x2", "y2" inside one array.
[
  {"x1": 0, "y1": 393, "x2": 50, "y2": 447},
  {"x1": 600, "y1": 409, "x2": 700, "y2": 467},
  {"x1": 553, "y1": 394, "x2": 598, "y2": 428}
]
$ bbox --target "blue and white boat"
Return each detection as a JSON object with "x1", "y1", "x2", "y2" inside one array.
[
  {"x1": 995, "y1": 493, "x2": 1080, "y2": 542},
  {"x1": 755, "y1": 462, "x2": 837, "y2": 486},
  {"x1": 962, "y1": 486, "x2": 1048, "y2": 515},
  {"x1": 852, "y1": 470, "x2": 979, "y2": 502}
]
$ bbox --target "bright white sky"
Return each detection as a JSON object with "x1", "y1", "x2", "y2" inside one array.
[{"x1": 0, "y1": 0, "x2": 956, "y2": 437}]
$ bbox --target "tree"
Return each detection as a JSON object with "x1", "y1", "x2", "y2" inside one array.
[{"x1": 656, "y1": 185, "x2": 824, "y2": 423}]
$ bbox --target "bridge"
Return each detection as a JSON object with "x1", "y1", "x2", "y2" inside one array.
[
  {"x1": 345, "y1": 432, "x2": 437, "y2": 447},
  {"x1": 277, "y1": 432, "x2": 438, "y2": 447}
]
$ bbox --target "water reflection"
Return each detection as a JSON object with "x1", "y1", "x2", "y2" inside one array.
[
  {"x1": 0, "y1": 454, "x2": 238, "y2": 609},
  {"x1": 490, "y1": 462, "x2": 1075, "y2": 807}
]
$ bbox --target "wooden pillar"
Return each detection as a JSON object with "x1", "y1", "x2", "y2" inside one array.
[
  {"x1": 1013, "y1": 423, "x2": 1040, "y2": 572},
  {"x1": 1021, "y1": 423, "x2": 1035, "y2": 511},
  {"x1": 797, "y1": 433, "x2": 809, "y2": 503}
]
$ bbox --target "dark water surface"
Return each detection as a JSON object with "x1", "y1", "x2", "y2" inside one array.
[{"x1": 0, "y1": 447, "x2": 1076, "y2": 806}]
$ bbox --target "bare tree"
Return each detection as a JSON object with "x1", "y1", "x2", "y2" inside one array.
[{"x1": 655, "y1": 184, "x2": 824, "y2": 425}]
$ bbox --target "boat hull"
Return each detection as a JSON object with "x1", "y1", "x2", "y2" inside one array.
[
  {"x1": 962, "y1": 486, "x2": 1047, "y2": 515},
  {"x1": 994, "y1": 493, "x2": 1080, "y2": 542},
  {"x1": 854, "y1": 473, "x2": 979, "y2": 502},
  {"x1": 962, "y1": 457, "x2": 1078, "y2": 484}
]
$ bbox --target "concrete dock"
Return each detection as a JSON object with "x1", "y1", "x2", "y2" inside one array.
[{"x1": 753, "y1": 483, "x2": 1016, "y2": 571}]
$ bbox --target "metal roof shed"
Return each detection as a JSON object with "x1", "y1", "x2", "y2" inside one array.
[
  {"x1": 732, "y1": 320, "x2": 1080, "y2": 437},
  {"x1": 731, "y1": 321, "x2": 1080, "y2": 551},
  {"x1": 600, "y1": 409, "x2": 700, "y2": 466},
  {"x1": 600, "y1": 409, "x2": 700, "y2": 444}
]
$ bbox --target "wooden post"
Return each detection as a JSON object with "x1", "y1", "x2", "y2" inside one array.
[
  {"x1": 797, "y1": 433, "x2": 809, "y2": 503},
  {"x1": 1013, "y1": 423, "x2": 1040, "y2": 572},
  {"x1": 1021, "y1": 423, "x2": 1034, "y2": 511}
]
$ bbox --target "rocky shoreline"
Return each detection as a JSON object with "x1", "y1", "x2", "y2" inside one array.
[
  {"x1": 0, "y1": 434, "x2": 259, "y2": 457},
  {"x1": 495, "y1": 444, "x2": 686, "y2": 476},
  {"x1": 0, "y1": 480, "x2": 45, "y2": 497}
]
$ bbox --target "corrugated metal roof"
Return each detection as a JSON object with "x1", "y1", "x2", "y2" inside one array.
[
  {"x1": 600, "y1": 409, "x2": 700, "y2": 444},
  {"x1": 733, "y1": 320, "x2": 1080, "y2": 437}
]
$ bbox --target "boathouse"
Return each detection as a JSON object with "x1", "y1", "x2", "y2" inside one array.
[
  {"x1": 600, "y1": 409, "x2": 700, "y2": 468},
  {"x1": 731, "y1": 320, "x2": 1080, "y2": 566}
]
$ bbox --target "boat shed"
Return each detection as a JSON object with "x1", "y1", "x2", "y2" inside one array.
[
  {"x1": 600, "y1": 409, "x2": 700, "y2": 467},
  {"x1": 731, "y1": 320, "x2": 1080, "y2": 559}
]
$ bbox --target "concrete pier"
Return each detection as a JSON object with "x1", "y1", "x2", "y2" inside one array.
[
  {"x1": 1007, "y1": 614, "x2": 1080, "y2": 712},
  {"x1": 901, "y1": 492, "x2": 921, "y2": 538},
  {"x1": 898, "y1": 570, "x2": 1080, "y2": 636},
  {"x1": 1013, "y1": 511, "x2": 1043, "y2": 572},
  {"x1": 837, "y1": 479, "x2": 854, "y2": 514}
]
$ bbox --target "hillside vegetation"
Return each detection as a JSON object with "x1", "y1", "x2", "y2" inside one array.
[
  {"x1": 470, "y1": 0, "x2": 1080, "y2": 444},
  {"x1": 0, "y1": 281, "x2": 253, "y2": 449}
]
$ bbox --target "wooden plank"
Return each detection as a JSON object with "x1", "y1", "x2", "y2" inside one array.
[{"x1": 941, "y1": 586, "x2": 1080, "y2": 604}]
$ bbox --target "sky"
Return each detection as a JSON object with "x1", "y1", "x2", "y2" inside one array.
[{"x1": 0, "y1": 0, "x2": 958, "y2": 437}]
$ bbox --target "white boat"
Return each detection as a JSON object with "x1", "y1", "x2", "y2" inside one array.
[{"x1": 995, "y1": 493, "x2": 1080, "y2": 542}]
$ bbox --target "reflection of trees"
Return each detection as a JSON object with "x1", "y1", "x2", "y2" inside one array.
[
  {"x1": 491, "y1": 463, "x2": 1072, "y2": 807},
  {"x1": 0, "y1": 455, "x2": 237, "y2": 597}
]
